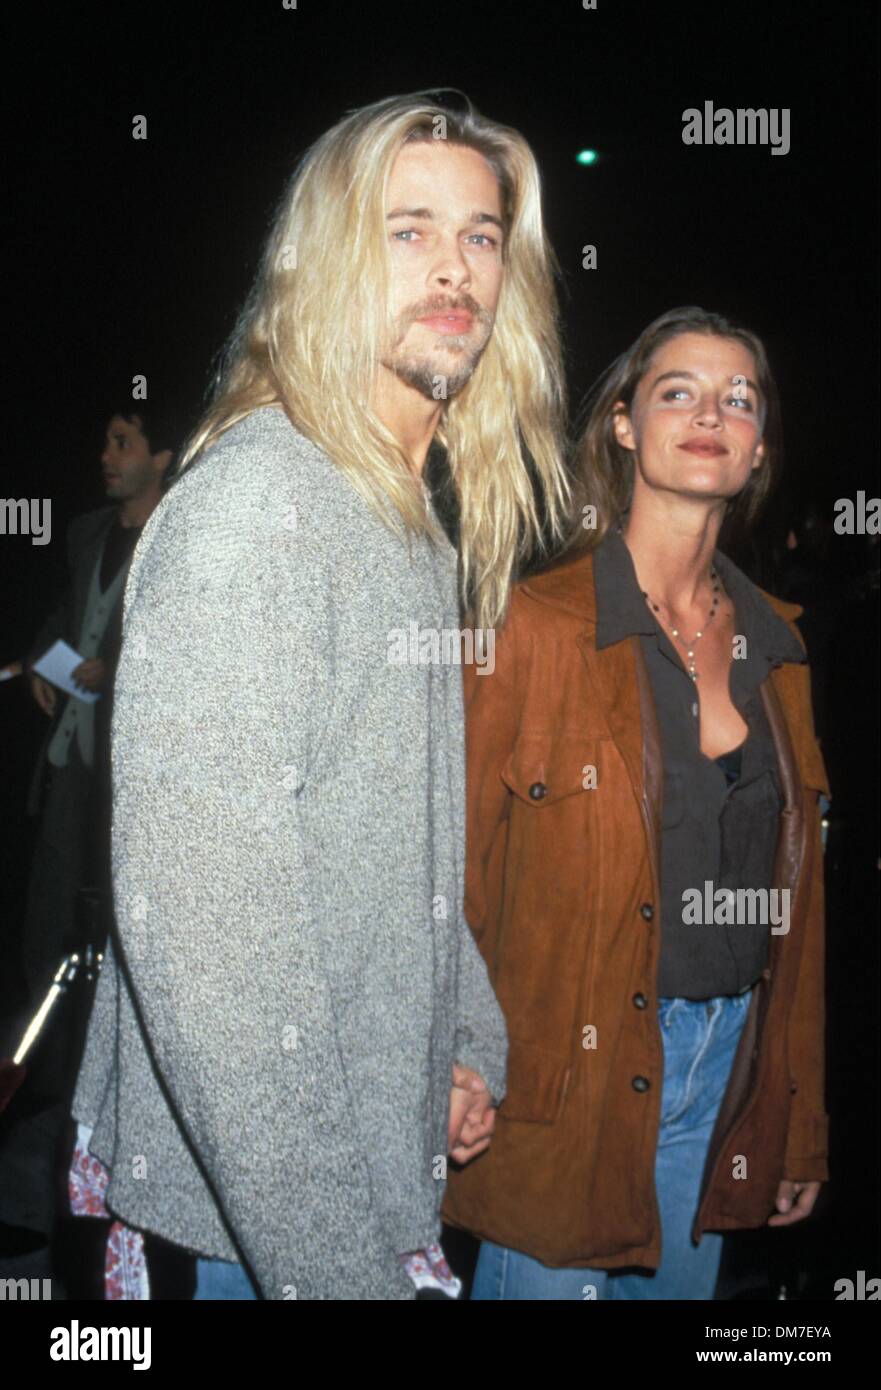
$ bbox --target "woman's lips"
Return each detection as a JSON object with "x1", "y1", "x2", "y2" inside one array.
[
  {"x1": 678, "y1": 442, "x2": 727, "y2": 456},
  {"x1": 417, "y1": 314, "x2": 473, "y2": 335}
]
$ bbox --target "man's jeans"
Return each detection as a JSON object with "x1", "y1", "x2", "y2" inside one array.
[
  {"x1": 194, "y1": 1257, "x2": 258, "y2": 1300},
  {"x1": 472, "y1": 989, "x2": 753, "y2": 1300}
]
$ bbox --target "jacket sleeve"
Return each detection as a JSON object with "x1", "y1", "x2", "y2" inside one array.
[
  {"x1": 453, "y1": 907, "x2": 508, "y2": 1105},
  {"x1": 453, "y1": 604, "x2": 522, "y2": 1099},
  {"x1": 781, "y1": 786, "x2": 829, "y2": 1181},
  {"x1": 781, "y1": 648, "x2": 830, "y2": 1183},
  {"x1": 26, "y1": 514, "x2": 82, "y2": 667},
  {"x1": 109, "y1": 457, "x2": 415, "y2": 1300}
]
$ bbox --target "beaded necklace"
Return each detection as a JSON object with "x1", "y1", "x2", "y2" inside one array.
[{"x1": 641, "y1": 572, "x2": 722, "y2": 681}]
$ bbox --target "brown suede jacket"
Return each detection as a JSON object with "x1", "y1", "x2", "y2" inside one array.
[{"x1": 442, "y1": 547, "x2": 830, "y2": 1269}]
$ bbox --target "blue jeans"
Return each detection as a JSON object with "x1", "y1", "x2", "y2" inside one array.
[
  {"x1": 472, "y1": 989, "x2": 753, "y2": 1300},
  {"x1": 193, "y1": 1257, "x2": 259, "y2": 1300}
]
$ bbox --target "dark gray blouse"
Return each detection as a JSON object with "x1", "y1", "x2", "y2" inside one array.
[{"x1": 593, "y1": 530, "x2": 806, "y2": 1000}]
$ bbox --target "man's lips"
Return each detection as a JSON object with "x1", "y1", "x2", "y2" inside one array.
[
  {"x1": 678, "y1": 441, "x2": 728, "y2": 456},
  {"x1": 417, "y1": 312, "x2": 473, "y2": 335}
]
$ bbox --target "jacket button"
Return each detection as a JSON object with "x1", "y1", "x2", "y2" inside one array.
[
  {"x1": 528, "y1": 782, "x2": 548, "y2": 800},
  {"x1": 640, "y1": 903, "x2": 654, "y2": 921},
  {"x1": 632, "y1": 1076, "x2": 650, "y2": 1092},
  {"x1": 632, "y1": 992, "x2": 648, "y2": 1009}
]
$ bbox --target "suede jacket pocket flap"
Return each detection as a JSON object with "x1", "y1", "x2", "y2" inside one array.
[{"x1": 501, "y1": 733, "x2": 602, "y2": 808}]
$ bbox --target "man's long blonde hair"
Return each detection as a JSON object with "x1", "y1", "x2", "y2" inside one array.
[{"x1": 174, "y1": 91, "x2": 571, "y2": 629}]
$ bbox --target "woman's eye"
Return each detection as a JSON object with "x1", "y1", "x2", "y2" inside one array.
[
  {"x1": 662, "y1": 388, "x2": 690, "y2": 401},
  {"x1": 726, "y1": 396, "x2": 753, "y2": 410}
]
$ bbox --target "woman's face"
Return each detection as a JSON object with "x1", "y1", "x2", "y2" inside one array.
[{"x1": 613, "y1": 332, "x2": 766, "y2": 509}]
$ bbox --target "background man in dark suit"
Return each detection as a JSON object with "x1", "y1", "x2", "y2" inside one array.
[
  {"x1": 1, "y1": 406, "x2": 176, "y2": 1248},
  {"x1": 23, "y1": 408, "x2": 175, "y2": 994}
]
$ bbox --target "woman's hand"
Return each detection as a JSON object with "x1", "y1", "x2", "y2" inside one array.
[
  {"x1": 767, "y1": 1178, "x2": 822, "y2": 1226},
  {"x1": 448, "y1": 1062, "x2": 496, "y2": 1164}
]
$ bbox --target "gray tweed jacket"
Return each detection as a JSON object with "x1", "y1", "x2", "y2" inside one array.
[{"x1": 72, "y1": 405, "x2": 508, "y2": 1300}]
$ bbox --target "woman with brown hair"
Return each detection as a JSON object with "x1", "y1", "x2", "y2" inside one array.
[{"x1": 442, "y1": 306, "x2": 830, "y2": 1299}]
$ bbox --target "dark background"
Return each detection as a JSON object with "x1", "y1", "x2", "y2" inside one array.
[{"x1": 1, "y1": 0, "x2": 878, "y2": 1304}]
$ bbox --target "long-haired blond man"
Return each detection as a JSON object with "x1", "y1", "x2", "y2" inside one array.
[{"x1": 71, "y1": 91, "x2": 571, "y2": 1300}]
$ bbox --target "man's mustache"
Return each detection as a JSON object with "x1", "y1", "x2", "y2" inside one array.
[{"x1": 405, "y1": 294, "x2": 488, "y2": 324}]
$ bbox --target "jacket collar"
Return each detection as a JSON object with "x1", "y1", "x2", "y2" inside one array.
[
  {"x1": 520, "y1": 532, "x2": 810, "y2": 909},
  {"x1": 521, "y1": 530, "x2": 806, "y2": 659}
]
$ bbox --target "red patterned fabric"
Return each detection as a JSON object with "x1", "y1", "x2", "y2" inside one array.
[
  {"x1": 69, "y1": 1123, "x2": 149, "y2": 1299},
  {"x1": 71, "y1": 1123, "x2": 458, "y2": 1297},
  {"x1": 400, "y1": 1242, "x2": 462, "y2": 1296}
]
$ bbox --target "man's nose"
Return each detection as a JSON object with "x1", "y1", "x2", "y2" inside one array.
[{"x1": 429, "y1": 239, "x2": 471, "y2": 291}]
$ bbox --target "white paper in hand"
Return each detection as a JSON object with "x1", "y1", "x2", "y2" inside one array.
[{"x1": 32, "y1": 640, "x2": 101, "y2": 703}]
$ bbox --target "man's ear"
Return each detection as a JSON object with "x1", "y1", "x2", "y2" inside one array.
[
  {"x1": 612, "y1": 402, "x2": 636, "y2": 452},
  {"x1": 153, "y1": 448, "x2": 173, "y2": 477}
]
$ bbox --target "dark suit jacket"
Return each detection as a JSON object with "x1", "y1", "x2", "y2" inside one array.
[{"x1": 26, "y1": 505, "x2": 122, "y2": 817}]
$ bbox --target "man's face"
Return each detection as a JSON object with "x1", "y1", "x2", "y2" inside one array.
[
  {"x1": 100, "y1": 415, "x2": 161, "y2": 499},
  {"x1": 381, "y1": 139, "x2": 505, "y2": 400}
]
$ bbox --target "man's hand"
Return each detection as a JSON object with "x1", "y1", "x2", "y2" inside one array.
[
  {"x1": 71, "y1": 657, "x2": 107, "y2": 693},
  {"x1": 767, "y1": 1179, "x2": 822, "y2": 1227},
  {"x1": 30, "y1": 673, "x2": 57, "y2": 716},
  {"x1": 448, "y1": 1062, "x2": 496, "y2": 1165}
]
